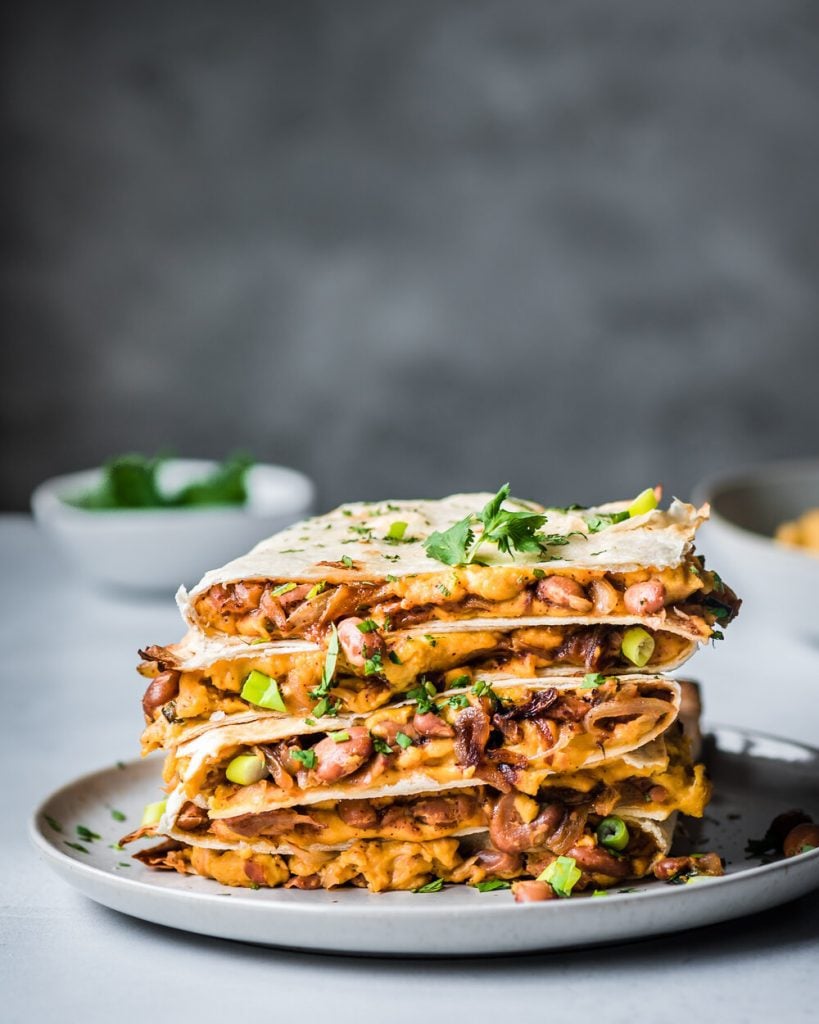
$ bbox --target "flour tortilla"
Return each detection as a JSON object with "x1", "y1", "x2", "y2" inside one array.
[{"x1": 177, "y1": 494, "x2": 709, "y2": 627}]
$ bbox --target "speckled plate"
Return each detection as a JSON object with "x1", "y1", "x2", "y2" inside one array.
[{"x1": 29, "y1": 725, "x2": 819, "y2": 956}]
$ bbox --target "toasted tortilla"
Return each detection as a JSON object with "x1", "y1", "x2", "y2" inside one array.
[{"x1": 178, "y1": 494, "x2": 709, "y2": 627}]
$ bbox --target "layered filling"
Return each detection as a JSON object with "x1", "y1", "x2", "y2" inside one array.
[
  {"x1": 166, "y1": 679, "x2": 681, "y2": 810},
  {"x1": 139, "y1": 626, "x2": 694, "y2": 753},
  {"x1": 132, "y1": 806, "x2": 677, "y2": 893},
  {"x1": 192, "y1": 559, "x2": 739, "y2": 643}
]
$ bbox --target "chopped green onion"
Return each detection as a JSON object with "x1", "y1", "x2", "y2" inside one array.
[
  {"x1": 306, "y1": 581, "x2": 327, "y2": 601},
  {"x1": 64, "y1": 841, "x2": 89, "y2": 854},
  {"x1": 628, "y1": 488, "x2": 658, "y2": 517},
  {"x1": 225, "y1": 755, "x2": 266, "y2": 785},
  {"x1": 341, "y1": 555, "x2": 354, "y2": 569},
  {"x1": 532, "y1": 568, "x2": 546, "y2": 579},
  {"x1": 44, "y1": 815, "x2": 62, "y2": 833},
  {"x1": 140, "y1": 800, "x2": 167, "y2": 827},
  {"x1": 395, "y1": 732, "x2": 413, "y2": 749},
  {"x1": 388, "y1": 651, "x2": 402, "y2": 665},
  {"x1": 414, "y1": 877, "x2": 444, "y2": 893},
  {"x1": 591, "y1": 889, "x2": 609, "y2": 897},
  {"x1": 328, "y1": 731, "x2": 351, "y2": 743},
  {"x1": 537, "y1": 856, "x2": 581, "y2": 898},
  {"x1": 322, "y1": 625, "x2": 339, "y2": 688},
  {"x1": 596, "y1": 815, "x2": 630, "y2": 851},
  {"x1": 386, "y1": 521, "x2": 408, "y2": 541},
  {"x1": 621, "y1": 626, "x2": 655, "y2": 668},
  {"x1": 241, "y1": 670, "x2": 287, "y2": 713},
  {"x1": 271, "y1": 582, "x2": 297, "y2": 597},
  {"x1": 290, "y1": 749, "x2": 318, "y2": 770},
  {"x1": 76, "y1": 825, "x2": 101, "y2": 842}
]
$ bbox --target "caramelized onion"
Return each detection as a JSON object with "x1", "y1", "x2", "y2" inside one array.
[{"x1": 583, "y1": 697, "x2": 672, "y2": 736}]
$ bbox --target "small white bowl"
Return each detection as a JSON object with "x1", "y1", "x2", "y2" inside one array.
[
  {"x1": 694, "y1": 460, "x2": 819, "y2": 642},
  {"x1": 31, "y1": 459, "x2": 315, "y2": 593}
]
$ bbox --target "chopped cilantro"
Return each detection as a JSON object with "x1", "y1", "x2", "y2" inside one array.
[
  {"x1": 471, "y1": 679, "x2": 504, "y2": 705},
  {"x1": 384, "y1": 553, "x2": 401, "y2": 562},
  {"x1": 407, "y1": 679, "x2": 438, "y2": 714},
  {"x1": 290, "y1": 749, "x2": 317, "y2": 770},
  {"x1": 424, "y1": 634, "x2": 438, "y2": 647},
  {"x1": 414, "y1": 878, "x2": 444, "y2": 893},
  {"x1": 449, "y1": 674, "x2": 470, "y2": 688},
  {"x1": 447, "y1": 693, "x2": 470, "y2": 710},
  {"x1": 110, "y1": 809, "x2": 127, "y2": 822},
  {"x1": 363, "y1": 650, "x2": 384, "y2": 676},
  {"x1": 532, "y1": 568, "x2": 545, "y2": 579},
  {"x1": 386, "y1": 574, "x2": 398, "y2": 583},
  {"x1": 116, "y1": 862, "x2": 131, "y2": 868},
  {"x1": 76, "y1": 825, "x2": 101, "y2": 842},
  {"x1": 582, "y1": 673, "x2": 606, "y2": 689},
  {"x1": 64, "y1": 841, "x2": 89, "y2": 854},
  {"x1": 395, "y1": 732, "x2": 414, "y2": 749},
  {"x1": 473, "y1": 880, "x2": 511, "y2": 892},
  {"x1": 341, "y1": 555, "x2": 354, "y2": 569},
  {"x1": 309, "y1": 624, "x2": 339, "y2": 712},
  {"x1": 356, "y1": 619, "x2": 379, "y2": 633},
  {"x1": 372, "y1": 736, "x2": 394, "y2": 755},
  {"x1": 311, "y1": 697, "x2": 340, "y2": 718},
  {"x1": 423, "y1": 484, "x2": 576, "y2": 566},
  {"x1": 388, "y1": 651, "x2": 402, "y2": 665},
  {"x1": 44, "y1": 815, "x2": 62, "y2": 833}
]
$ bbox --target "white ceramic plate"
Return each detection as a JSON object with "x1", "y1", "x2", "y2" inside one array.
[{"x1": 30, "y1": 725, "x2": 819, "y2": 957}]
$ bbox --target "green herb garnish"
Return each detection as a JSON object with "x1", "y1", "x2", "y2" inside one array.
[
  {"x1": 395, "y1": 732, "x2": 414, "y2": 749},
  {"x1": 271, "y1": 582, "x2": 297, "y2": 597},
  {"x1": 356, "y1": 619, "x2": 379, "y2": 633},
  {"x1": 44, "y1": 815, "x2": 62, "y2": 833},
  {"x1": 341, "y1": 555, "x2": 354, "y2": 569},
  {"x1": 110, "y1": 809, "x2": 127, "y2": 822},
  {"x1": 582, "y1": 673, "x2": 606, "y2": 689},
  {"x1": 407, "y1": 679, "x2": 438, "y2": 714},
  {"x1": 328, "y1": 731, "x2": 351, "y2": 743},
  {"x1": 372, "y1": 736, "x2": 394, "y2": 755},
  {"x1": 64, "y1": 841, "x2": 89, "y2": 854},
  {"x1": 414, "y1": 878, "x2": 444, "y2": 893},
  {"x1": 68, "y1": 453, "x2": 253, "y2": 509},
  {"x1": 76, "y1": 825, "x2": 101, "y2": 843},
  {"x1": 363, "y1": 650, "x2": 384, "y2": 676},
  {"x1": 385, "y1": 521, "x2": 408, "y2": 541},
  {"x1": 473, "y1": 879, "x2": 512, "y2": 892},
  {"x1": 241, "y1": 670, "x2": 287, "y2": 713},
  {"x1": 537, "y1": 856, "x2": 582, "y2": 898},
  {"x1": 290, "y1": 749, "x2": 318, "y2": 770}
]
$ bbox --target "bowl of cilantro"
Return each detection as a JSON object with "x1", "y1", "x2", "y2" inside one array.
[{"x1": 31, "y1": 454, "x2": 315, "y2": 592}]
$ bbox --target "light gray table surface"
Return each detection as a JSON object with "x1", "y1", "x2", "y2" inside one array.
[{"x1": 2, "y1": 513, "x2": 817, "y2": 1023}]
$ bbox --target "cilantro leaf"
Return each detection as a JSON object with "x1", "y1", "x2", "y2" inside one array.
[{"x1": 424, "y1": 516, "x2": 475, "y2": 566}]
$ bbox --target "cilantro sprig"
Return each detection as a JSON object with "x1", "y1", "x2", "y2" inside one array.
[{"x1": 423, "y1": 484, "x2": 570, "y2": 566}]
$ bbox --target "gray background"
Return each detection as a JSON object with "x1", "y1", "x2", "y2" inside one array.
[{"x1": 3, "y1": 0, "x2": 819, "y2": 512}]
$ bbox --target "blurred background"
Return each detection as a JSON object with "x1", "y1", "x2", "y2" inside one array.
[{"x1": 3, "y1": 0, "x2": 819, "y2": 512}]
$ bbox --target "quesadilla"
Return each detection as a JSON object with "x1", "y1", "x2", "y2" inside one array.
[
  {"x1": 138, "y1": 621, "x2": 702, "y2": 753},
  {"x1": 178, "y1": 492, "x2": 739, "y2": 645}
]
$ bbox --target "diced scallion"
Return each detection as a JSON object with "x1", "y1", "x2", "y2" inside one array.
[
  {"x1": 225, "y1": 754, "x2": 266, "y2": 786},
  {"x1": 628, "y1": 488, "x2": 658, "y2": 518},
  {"x1": 596, "y1": 815, "x2": 630, "y2": 851},
  {"x1": 621, "y1": 626, "x2": 655, "y2": 667},
  {"x1": 537, "y1": 856, "x2": 582, "y2": 898},
  {"x1": 241, "y1": 670, "x2": 287, "y2": 712},
  {"x1": 140, "y1": 800, "x2": 167, "y2": 827}
]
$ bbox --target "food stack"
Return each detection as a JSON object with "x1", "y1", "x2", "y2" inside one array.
[{"x1": 126, "y1": 486, "x2": 739, "y2": 897}]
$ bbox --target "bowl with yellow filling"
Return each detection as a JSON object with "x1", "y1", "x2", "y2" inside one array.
[{"x1": 695, "y1": 459, "x2": 819, "y2": 640}]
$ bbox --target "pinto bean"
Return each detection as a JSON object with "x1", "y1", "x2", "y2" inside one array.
[
  {"x1": 285, "y1": 874, "x2": 322, "y2": 890},
  {"x1": 536, "y1": 577, "x2": 593, "y2": 613},
  {"x1": 765, "y1": 810, "x2": 812, "y2": 851},
  {"x1": 337, "y1": 800, "x2": 380, "y2": 829},
  {"x1": 413, "y1": 712, "x2": 454, "y2": 738},
  {"x1": 589, "y1": 578, "x2": 618, "y2": 615},
  {"x1": 566, "y1": 844, "x2": 630, "y2": 878},
  {"x1": 623, "y1": 579, "x2": 666, "y2": 615},
  {"x1": 490, "y1": 795, "x2": 565, "y2": 854},
  {"x1": 783, "y1": 823, "x2": 819, "y2": 858},
  {"x1": 648, "y1": 786, "x2": 668, "y2": 804},
  {"x1": 313, "y1": 726, "x2": 373, "y2": 783},
  {"x1": 337, "y1": 617, "x2": 386, "y2": 668},
  {"x1": 512, "y1": 880, "x2": 555, "y2": 903},
  {"x1": 142, "y1": 671, "x2": 180, "y2": 719},
  {"x1": 243, "y1": 859, "x2": 268, "y2": 886},
  {"x1": 474, "y1": 849, "x2": 523, "y2": 876},
  {"x1": 176, "y1": 801, "x2": 209, "y2": 832},
  {"x1": 412, "y1": 794, "x2": 478, "y2": 828}
]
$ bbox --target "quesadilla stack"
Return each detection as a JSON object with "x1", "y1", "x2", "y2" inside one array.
[{"x1": 126, "y1": 486, "x2": 739, "y2": 896}]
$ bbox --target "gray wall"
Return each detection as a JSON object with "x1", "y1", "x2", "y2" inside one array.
[{"x1": 3, "y1": 0, "x2": 819, "y2": 512}]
